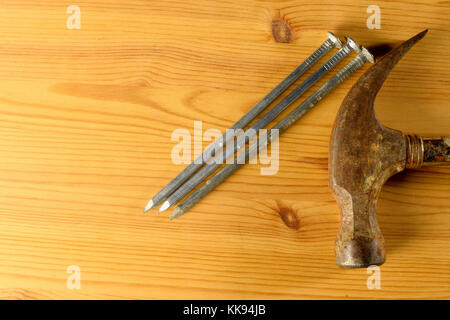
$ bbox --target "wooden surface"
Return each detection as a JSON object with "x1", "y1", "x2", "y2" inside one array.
[{"x1": 0, "y1": 0, "x2": 449, "y2": 300}]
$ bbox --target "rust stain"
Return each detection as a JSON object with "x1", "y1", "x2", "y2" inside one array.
[
  {"x1": 271, "y1": 18, "x2": 292, "y2": 43},
  {"x1": 423, "y1": 137, "x2": 450, "y2": 163},
  {"x1": 275, "y1": 200, "x2": 300, "y2": 230}
]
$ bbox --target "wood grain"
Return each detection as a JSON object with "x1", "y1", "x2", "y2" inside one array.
[{"x1": 0, "y1": 0, "x2": 449, "y2": 299}]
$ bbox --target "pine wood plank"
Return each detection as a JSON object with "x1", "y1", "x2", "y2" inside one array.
[{"x1": 0, "y1": 0, "x2": 449, "y2": 299}]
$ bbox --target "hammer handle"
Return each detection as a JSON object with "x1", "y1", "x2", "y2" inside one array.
[
  {"x1": 423, "y1": 137, "x2": 450, "y2": 164},
  {"x1": 405, "y1": 135, "x2": 450, "y2": 168}
]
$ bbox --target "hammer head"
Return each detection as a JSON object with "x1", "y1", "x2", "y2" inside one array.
[{"x1": 329, "y1": 30, "x2": 428, "y2": 268}]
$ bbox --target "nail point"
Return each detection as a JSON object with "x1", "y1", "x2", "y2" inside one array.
[
  {"x1": 170, "y1": 208, "x2": 183, "y2": 220},
  {"x1": 143, "y1": 199, "x2": 154, "y2": 213},
  {"x1": 158, "y1": 201, "x2": 171, "y2": 213}
]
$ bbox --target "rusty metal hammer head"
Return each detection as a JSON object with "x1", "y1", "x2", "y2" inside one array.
[{"x1": 329, "y1": 30, "x2": 436, "y2": 268}]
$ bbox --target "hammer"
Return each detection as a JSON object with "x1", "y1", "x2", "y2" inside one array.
[{"x1": 329, "y1": 30, "x2": 450, "y2": 268}]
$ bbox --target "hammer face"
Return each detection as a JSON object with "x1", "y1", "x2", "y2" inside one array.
[{"x1": 335, "y1": 238, "x2": 385, "y2": 268}]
